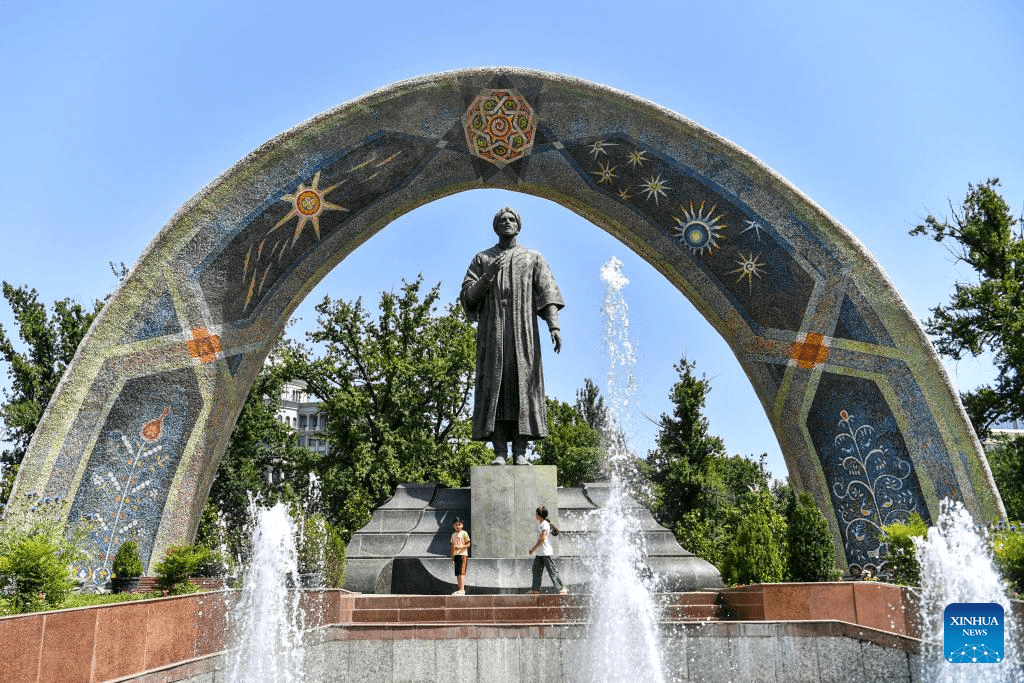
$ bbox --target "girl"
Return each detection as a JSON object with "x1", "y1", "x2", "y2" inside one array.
[{"x1": 528, "y1": 505, "x2": 567, "y2": 594}]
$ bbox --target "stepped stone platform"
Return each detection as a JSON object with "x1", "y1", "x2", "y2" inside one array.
[
  {"x1": 347, "y1": 591, "x2": 722, "y2": 626},
  {"x1": 344, "y1": 475, "x2": 723, "y2": 595}
]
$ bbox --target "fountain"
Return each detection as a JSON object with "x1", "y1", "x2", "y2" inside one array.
[
  {"x1": 580, "y1": 257, "x2": 667, "y2": 682},
  {"x1": 915, "y1": 499, "x2": 1023, "y2": 681},
  {"x1": 225, "y1": 501, "x2": 307, "y2": 683}
]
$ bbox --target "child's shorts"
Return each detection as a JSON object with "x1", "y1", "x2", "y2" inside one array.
[{"x1": 453, "y1": 555, "x2": 467, "y2": 576}]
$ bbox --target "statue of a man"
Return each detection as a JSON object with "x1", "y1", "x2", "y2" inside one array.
[{"x1": 461, "y1": 207, "x2": 564, "y2": 465}]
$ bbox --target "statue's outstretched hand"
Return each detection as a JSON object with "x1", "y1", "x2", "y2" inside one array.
[{"x1": 551, "y1": 329, "x2": 562, "y2": 354}]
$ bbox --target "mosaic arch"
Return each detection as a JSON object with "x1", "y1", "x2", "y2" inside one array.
[{"x1": 6, "y1": 68, "x2": 1003, "y2": 582}]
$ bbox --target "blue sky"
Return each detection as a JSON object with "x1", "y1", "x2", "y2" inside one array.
[{"x1": 1, "y1": 1, "x2": 1021, "y2": 480}]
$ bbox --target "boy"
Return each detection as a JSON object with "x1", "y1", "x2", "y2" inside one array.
[{"x1": 450, "y1": 517, "x2": 470, "y2": 595}]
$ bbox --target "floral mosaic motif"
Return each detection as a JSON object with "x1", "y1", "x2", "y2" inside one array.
[
  {"x1": 75, "y1": 407, "x2": 172, "y2": 587},
  {"x1": 462, "y1": 89, "x2": 537, "y2": 167},
  {"x1": 830, "y1": 409, "x2": 921, "y2": 572}
]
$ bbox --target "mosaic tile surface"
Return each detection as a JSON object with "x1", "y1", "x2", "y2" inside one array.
[{"x1": 4, "y1": 68, "x2": 1002, "y2": 572}]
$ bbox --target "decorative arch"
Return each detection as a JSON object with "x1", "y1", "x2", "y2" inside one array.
[{"x1": 7, "y1": 68, "x2": 1002, "y2": 582}]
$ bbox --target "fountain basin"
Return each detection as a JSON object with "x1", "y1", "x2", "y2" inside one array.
[{"x1": 5, "y1": 585, "x2": 1019, "y2": 681}]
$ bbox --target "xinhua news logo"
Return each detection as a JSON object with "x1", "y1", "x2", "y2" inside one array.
[{"x1": 944, "y1": 603, "x2": 1004, "y2": 663}]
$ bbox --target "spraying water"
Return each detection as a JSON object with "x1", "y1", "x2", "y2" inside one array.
[
  {"x1": 915, "y1": 499, "x2": 1022, "y2": 682},
  {"x1": 580, "y1": 257, "x2": 666, "y2": 683},
  {"x1": 226, "y1": 502, "x2": 306, "y2": 683}
]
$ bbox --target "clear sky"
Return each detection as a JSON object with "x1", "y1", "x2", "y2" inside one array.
[{"x1": 1, "y1": 1, "x2": 1021, "y2": 480}]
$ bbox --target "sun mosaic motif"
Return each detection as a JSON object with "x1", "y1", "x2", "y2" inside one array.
[
  {"x1": 672, "y1": 200, "x2": 727, "y2": 254},
  {"x1": 462, "y1": 89, "x2": 537, "y2": 167},
  {"x1": 241, "y1": 171, "x2": 348, "y2": 310}
]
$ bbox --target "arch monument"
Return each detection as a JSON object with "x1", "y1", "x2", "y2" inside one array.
[{"x1": 5, "y1": 68, "x2": 1003, "y2": 585}]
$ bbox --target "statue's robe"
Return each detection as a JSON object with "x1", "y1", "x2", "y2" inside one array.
[{"x1": 461, "y1": 244, "x2": 564, "y2": 441}]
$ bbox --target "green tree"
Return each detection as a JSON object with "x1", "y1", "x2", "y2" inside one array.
[
  {"x1": 786, "y1": 492, "x2": 841, "y2": 581},
  {"x1": 285, "y1": 277, "x2": 490, "y2": 540},
  {"x1": 644, "y1": 357, "x2": 727, "y2": 528},
  {"x1": 720, "y1": 491, "x2": 785, "y2": 585},
  {"x1": 535, "y1": 398, "x2": 603, "y2": 487},
  {"x1": 575, "y1": 377, "x2": 609, "y2": 435},
  {"x1": 909, "y1": 179, "x2": 1024, "y2": 435},
  {"x1": 985, "y1": 435, "x2": 1024, "y2": 522}
]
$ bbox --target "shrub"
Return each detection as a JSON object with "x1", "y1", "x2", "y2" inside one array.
[
  {"x1": 111, "y1": 541, "x2": 144, "y2": 579},
  {"x1": 721, "y1": 508, "x2": 784, "y2": 585},
  {"x1": 153, "y1": 545, "x2": 210, "y2": 595},
  {"x1": 786, "y1": 493, "x2": 841, "y2": 581},
  {"x1": 880, "y1": 513, "x2": 929, "y2": 585},
  {"x1": 992, "y1": 528, "x2": 1024, "y2": 597},
  {"x1": 193, "y1": 549, "x2": 231, "y2": 578},
  {"x1": 0, "y1": 523, "x2": 85, "y2": 613}
]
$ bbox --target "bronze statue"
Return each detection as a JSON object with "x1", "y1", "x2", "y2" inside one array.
[{"x1": 461, "y1": 207, "x2": 564, "y2": 465}]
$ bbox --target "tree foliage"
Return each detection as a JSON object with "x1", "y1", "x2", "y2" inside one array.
[
  {"x1": 720, "y1": 491, "x2": 785, "y2": 585},
  {"x1": 285, "y1": 277, "x2": 490, "y2": 540},
  {"x1": 535, "y1": 397, "x2": 603, "y2": 487},
  {"x1": 880, "y1": 513, "x2": 928, "y2": 585},
  {"x1": 644, "y1": 357, "x2": 727, "y2": 525},
  {"x1": 985, "y1": 435, "x2": 1024, "y2": 522},
  {"x1": 642, "y1": 357, "x2": 798, "y2": 574},
  {"x1": 0, "y1": 515, "x2": 86, "y2": 613},
  {"x1": 909, "y1": 179, "x2": 1024, "y2": 435},
  {"x1": 786, "y1": 492, "x2": 841, "y2": 581}
]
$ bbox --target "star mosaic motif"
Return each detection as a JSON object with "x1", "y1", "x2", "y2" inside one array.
[
  {"x1": 589, "y1": 140, "x2": 617, "y2": 159},
  {"x1": 268, "y1": 171, "x2": 348, "y2": 246},
  {"x1": 592, "y1": 161, "x2": 618, "y2": 185},
  {"x1": 627, "y1": 148, "x2": 649, "y2": 169},
  {"x1": 731, "y1": 252, "x2": 767, "y2": 291},
  {"x1": 639, "y1": 173, "x2": 671, "y2": 204},
  {"x1": 739, "y1": 219, "x2": 768, "y2": 241}
]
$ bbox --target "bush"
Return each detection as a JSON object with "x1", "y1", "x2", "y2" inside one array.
[
  {"x1": 992, "y1": 528, "x2": 1024, "y2": 597},
  {"x1": 111, "y1": 541, "x2": 143, "y2": 579},
  {"x1": 153, "y1": 545, "x2": 210, "y2": 595},
  {"x1": 0, "y1": 523, "x2": 85, "y2": 613},
  {"x1": 880, "y1": 513, "x2": 929, "y2": 585},
  {"x1": 193, "y1": 549, "x2": 231, "y2": 578},
  {"x1": 721, "y1": 508, "x2": 784, "y2": 585},
  {"x1": 786, "y1": 493, "x2": 841, "y2": 581}
]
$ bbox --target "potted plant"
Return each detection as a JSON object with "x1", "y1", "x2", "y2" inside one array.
[{"x1": 110, "y1": 541, "x2": 144, "y2": 593}]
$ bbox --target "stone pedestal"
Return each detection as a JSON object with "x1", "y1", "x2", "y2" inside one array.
[{"x1": 470, "y1": 465, "x2": 558, "y2": 558}]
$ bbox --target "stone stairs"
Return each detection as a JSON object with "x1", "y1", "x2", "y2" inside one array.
[{"x1": 347, "y1": 591, "x2": 723, "y2": 625}]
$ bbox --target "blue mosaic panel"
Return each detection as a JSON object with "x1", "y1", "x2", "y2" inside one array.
[
  {"x1": 808, "y1": 371, "x2": 930, "y2": 572},
  {"x1": 67, "y1": 368, "x2": 201, "y2": 586},
  {"x1": 562, "y1": 134, "x2": 815, "y2": 333}
]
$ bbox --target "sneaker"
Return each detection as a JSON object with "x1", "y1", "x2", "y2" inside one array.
[
  {"x1": 558, "y1": 587, "x2": 568, "y2": 594},
  {"x1": 452, "y1": 590, "x2": 465, "y2": 595}
]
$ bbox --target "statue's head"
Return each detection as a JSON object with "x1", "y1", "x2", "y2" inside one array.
[{"x1": 492, "y1": 207, "x2": 522, "y2": 237}]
